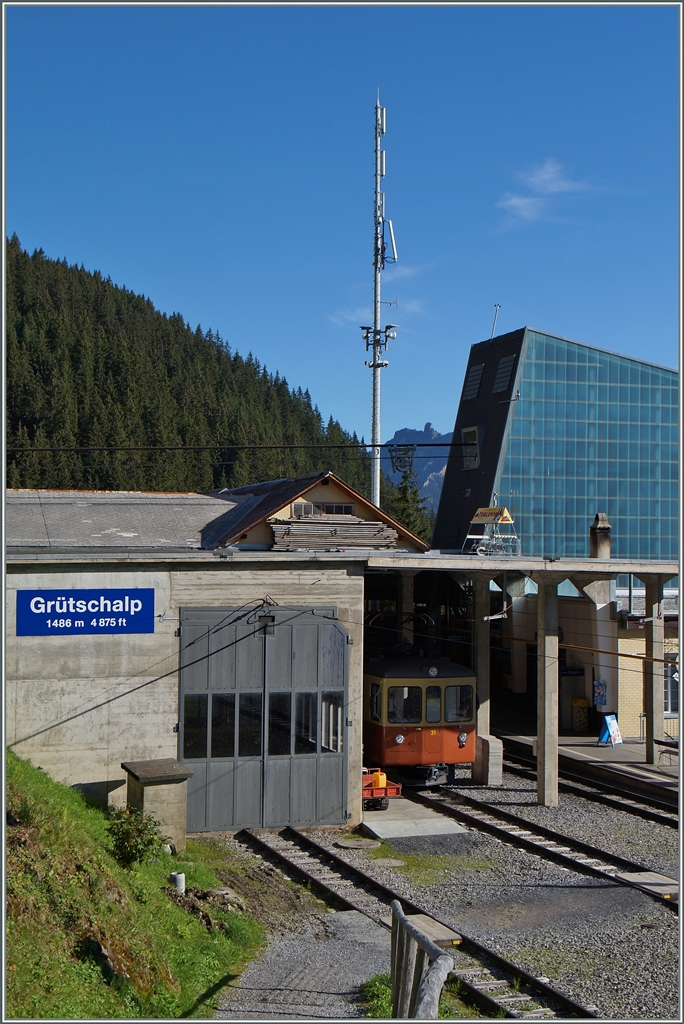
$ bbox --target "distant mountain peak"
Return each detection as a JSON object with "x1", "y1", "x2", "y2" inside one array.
[{"x1": 381, "y1": 424, "x2": 453, "y2": 509}]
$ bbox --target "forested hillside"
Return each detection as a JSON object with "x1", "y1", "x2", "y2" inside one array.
[{"x1": 5, "y1": 235, "x2": 370, "y2": 495}]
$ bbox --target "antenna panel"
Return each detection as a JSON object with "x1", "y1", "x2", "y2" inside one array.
[{"x1": 387, "y1": 219, "x2": 398, "y2": 262}]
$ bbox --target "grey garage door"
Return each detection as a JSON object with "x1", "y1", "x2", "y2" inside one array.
[{"x1": 179, "y1": 606, "x2": 349, "y2": 830}]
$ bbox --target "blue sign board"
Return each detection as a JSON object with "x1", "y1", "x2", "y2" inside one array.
[
  {"x1": 16, "y1": 589, "x2": 155, "y2": 636},
  {"x1": 597, "y1": 713, "x2": 623, "y2": 747}
]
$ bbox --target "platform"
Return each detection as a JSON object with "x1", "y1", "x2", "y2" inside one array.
[
  {"x1": 361, "y1": 795, "x2": 468, "y2": 840},
  {"x1": 496, "y1": 731, "x2": 679, "y2": 803}
]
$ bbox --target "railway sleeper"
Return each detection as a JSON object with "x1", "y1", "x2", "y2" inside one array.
[{"x1": 246, "y1": 828, "x2": 601, "y2": 1018}]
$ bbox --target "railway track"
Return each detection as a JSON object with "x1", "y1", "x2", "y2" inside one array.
[
  {"x1": 241, "y1": 825, "x2": 600, "y2": 1019},
  {"x1": 404, "y1": 787, "x2": 679, "y2": 912},
  {"x1": 499, "y1": 758, "x2": 679, "y2": 829},
  {"x1": 497, "y1": 739, "x2": 678, "y2": 814}
]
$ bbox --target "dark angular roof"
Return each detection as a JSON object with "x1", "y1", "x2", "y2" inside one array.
[
  {"x1": 200, "y1": 472, "x2": 325, "y2": 548},
  {"x1": 200, "y1": 470, "x2": 429, "y2": 551}
]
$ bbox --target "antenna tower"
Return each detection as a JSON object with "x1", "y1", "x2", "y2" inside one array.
[{"x1": 360, "y1": 94, "x2": 398, "y2": 508}]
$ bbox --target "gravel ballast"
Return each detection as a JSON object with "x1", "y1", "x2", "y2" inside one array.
[
  {"x1": 208, "y1": 768, "x2": 679, "y2": 1022},
  {"x1": 445, "y1": 767, "x2": 680, "y2": 877},
  {"x1": 301, "y1": 811, "x2": 679, "y2": 1020}
]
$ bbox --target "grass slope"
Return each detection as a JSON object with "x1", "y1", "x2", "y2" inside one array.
[{"x1": 5, "y1": 750, "x2": 263, "y2": 1019}]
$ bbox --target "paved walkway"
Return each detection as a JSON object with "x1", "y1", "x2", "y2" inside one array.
[{"x1": 215, "y1": 910, "x2": 391, "y2": 1019}]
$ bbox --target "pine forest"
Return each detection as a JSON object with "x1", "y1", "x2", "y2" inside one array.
[{"x1": 5, "y1": 236, "x2": 434, "y2": 540}]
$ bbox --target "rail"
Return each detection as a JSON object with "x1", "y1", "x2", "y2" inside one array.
[
  {"x1": 242, "y1": 827, "x2": 600, "y2": 1018},
  {"x1": 390, "y1": 900, "x2": 453, "y2": 1019}
]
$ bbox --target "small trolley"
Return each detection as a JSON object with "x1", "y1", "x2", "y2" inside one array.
[{"x1": 362, "y1": 767, "x2": 402, "y2": 811}]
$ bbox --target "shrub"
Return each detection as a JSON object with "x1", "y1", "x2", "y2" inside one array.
[{"x1": 106, "y1": 807, "x2": 169, "y2": 868}]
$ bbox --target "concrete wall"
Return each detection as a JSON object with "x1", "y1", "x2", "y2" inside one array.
[{"x1": 6, "y1": 561, "x2": 366, "y2": 824}]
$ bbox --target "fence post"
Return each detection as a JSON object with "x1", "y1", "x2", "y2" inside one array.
[
  {"x1": 390, "y1": 901, "x2": 404, "y2": 1017},
  {"x1": 407, "y1": 947, "x2": 428, "y2": 1017},
  {"x1": 398, "y1": 930, "x2": 417, "y2": 1017},
  {"x1": 413, "y1": 955, "x2": 453, "y2": 1019},
  {"x1": 390, "y1": 899, "x2": 454, "y2": 1019}
]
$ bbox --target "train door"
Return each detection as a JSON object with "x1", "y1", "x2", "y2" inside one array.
[{"x1": 179, "y1": 606, "x2": 348, "y2": 830}]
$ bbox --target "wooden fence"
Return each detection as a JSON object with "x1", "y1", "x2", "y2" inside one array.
[{"x1": 390, "y1": 900, "x2": 454, "y2": 1018}]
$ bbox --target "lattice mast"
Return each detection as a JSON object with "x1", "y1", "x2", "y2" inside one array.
[{"x1": 361, "y1": 94, "x2": 398, "y2": 508}]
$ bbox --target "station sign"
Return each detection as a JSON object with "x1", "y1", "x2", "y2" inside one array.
[
  {"x1": 470, "y1": 507, "x2": 514, "y2": 524},
  {"x1": 16, "y1": 589, "x2": 155, "y2": 636}
]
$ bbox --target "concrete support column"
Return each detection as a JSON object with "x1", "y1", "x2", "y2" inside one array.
[
  {"x1": 473, "y1": 577, "x2": 491, "y2": 738},
  {"x1": 537, "y1": 581, "x2": 559, "y2": 807},
  {"x1": 400, "y1": 572, "x2": 415, "y2": 644},
  {"x1": 644, "y1": 577, "x2": 665, "y2": 765}
]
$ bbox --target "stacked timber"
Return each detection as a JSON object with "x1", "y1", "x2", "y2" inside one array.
[{"x1": 269, "y1": 515, "x2": 398, "y2": 551}]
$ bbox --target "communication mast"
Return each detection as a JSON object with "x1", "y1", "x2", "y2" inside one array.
[{"x1": 360, "y1": 94, "x2": 398, "y2": 508}]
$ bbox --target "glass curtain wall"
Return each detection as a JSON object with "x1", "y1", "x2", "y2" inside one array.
[{"x1": 495, "y1": 330, "x2": 678, "y2": 559}]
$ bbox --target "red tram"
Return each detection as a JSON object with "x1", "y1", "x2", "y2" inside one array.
[{"x1": 362, "y1": 656, "x2": 477, "y2": 786}]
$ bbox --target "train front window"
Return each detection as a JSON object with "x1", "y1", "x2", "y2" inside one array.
[
  {"x1": 445, "y1": 685, "x2": 473, "y2": 722},
  {"x1": 387, "y1": 686, "x2": 422, "y2": 724},
  {"x1": 426, "y1": 685, "x2": 441, "y2": 723},
  {"x1": 370, "y1": 683, "x2": 381, "y2": 722}
]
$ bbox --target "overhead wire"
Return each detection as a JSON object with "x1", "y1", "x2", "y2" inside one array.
[
  {"x1": 9, "y1": 594, "x2": 674, "y2": 749},
  {"x1": 7, "y1": 441, "x2": 466, "y2": 453}
]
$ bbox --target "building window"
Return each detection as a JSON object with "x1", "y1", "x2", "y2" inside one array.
[
  {"x1": 292, "y1": 502, "x2": 354, "y2": 517},
  {"x1": 461, "y1": 427, "x2": 480, "y2": 470},
  {"x1": 492, "y1": 354, "x2": 516, "y2": 394},
  {"x1": 462, "y1": 363, "x2": 485, "y2": 401},
  {"x1": 664, "y1": 660, "x2": 678, "y2": 716}
]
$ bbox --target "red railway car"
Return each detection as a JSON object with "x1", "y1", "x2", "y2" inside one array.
[{"x1": 363, "y1": 657, "x2": 477, "y2": 786}]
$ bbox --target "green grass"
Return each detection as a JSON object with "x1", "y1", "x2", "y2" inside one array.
[
  {"x1": 365, "y1": 839, "x2": 496, "y2": 887},
  {"x1": 359, "y1": 972, "x2": 485, "y2": 1018},
  {"x1": 6, "y1": 749, "x2": 264, "y2": 1019}
]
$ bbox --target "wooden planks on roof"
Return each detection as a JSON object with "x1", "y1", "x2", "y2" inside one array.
[{"x1": 269, "y1": 515, "x2": 399, "y2": 551}]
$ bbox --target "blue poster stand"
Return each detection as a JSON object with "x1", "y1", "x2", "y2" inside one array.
[{"x1": 597, "y1": 713, "x2": 623, "y2": 747}]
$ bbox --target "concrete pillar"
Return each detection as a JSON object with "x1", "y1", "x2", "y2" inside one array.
[
  {"x1": 474, "y1": 577, "x2": 491, "y2": 737},
  {"x1": 471, "y1": 577, "x2": 491, "y2": 782},
  {"x1": 537, "y1": 582, "x2": 559, "y2": 807},
  {"x1": 643, "y1": 577, "x2": 665, "y2": 765},
  {"x1": 400, "y1": 572, "x2": 415, "y2": 644}
]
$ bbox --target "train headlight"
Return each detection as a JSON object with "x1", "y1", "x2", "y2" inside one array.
[
  {"x1": 458, "y1": 732, "x2": 468, "y2": 747},
  {"x1": 395, "y1": 734, "x2": 405, "y2": 744}
]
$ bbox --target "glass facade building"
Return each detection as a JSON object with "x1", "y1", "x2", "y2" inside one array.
[{"x1": 433, "y1": 327, "x2": 678, "y2": 561}]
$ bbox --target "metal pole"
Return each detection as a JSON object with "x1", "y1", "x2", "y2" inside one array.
[
  {"x1": 371, "y1": 97, "x2": 384, "y2": 508},
  {"x1": 362, "y1": 97, "x2": 396, "y2": 508},
  {"x1": 490, "y1": 304, "x2": 501, "y2": 339}
]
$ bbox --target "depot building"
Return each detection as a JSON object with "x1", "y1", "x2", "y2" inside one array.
[{"x1": 5, "y1": 473, "x2": 429, "y2": 832}]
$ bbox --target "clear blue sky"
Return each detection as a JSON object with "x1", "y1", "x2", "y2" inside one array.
[{"x1": 5, "y1": 4, "x2": 679, "y2": 442}]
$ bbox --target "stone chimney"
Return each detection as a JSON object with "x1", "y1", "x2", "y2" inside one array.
[{"x1": 589, "y1": 513, "x2": 611, "y2": 559}]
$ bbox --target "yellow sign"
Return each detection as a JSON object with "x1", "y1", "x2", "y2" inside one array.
[{"x1": 471, "y1": 507, "x2": 515, "y2": 524}]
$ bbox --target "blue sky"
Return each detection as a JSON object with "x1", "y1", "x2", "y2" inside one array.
[{"x1": 5, "y1": 4, "x2": 679, "y2": 442}]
